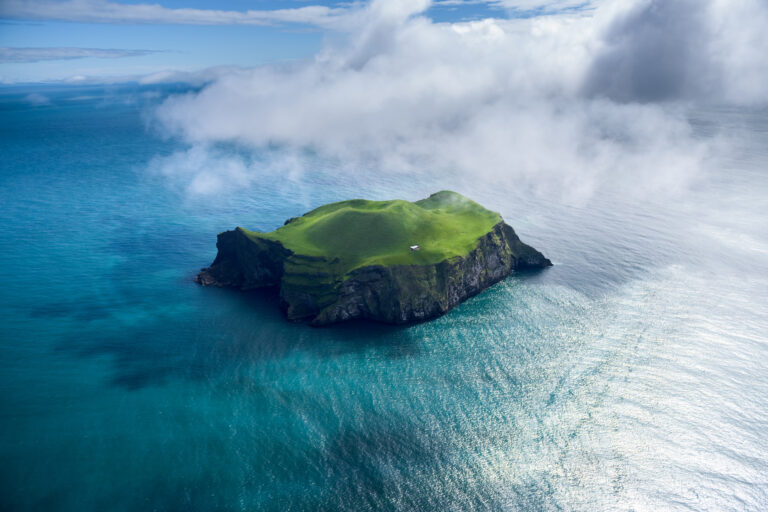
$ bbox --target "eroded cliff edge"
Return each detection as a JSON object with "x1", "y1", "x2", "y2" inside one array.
[{"x1": 196, "y1": 220, "x2": 551, "y2": 326}]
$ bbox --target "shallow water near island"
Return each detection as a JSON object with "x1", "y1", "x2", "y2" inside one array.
[{"x1": 1, "y1": 86, "x2": 767, "y2": 511}]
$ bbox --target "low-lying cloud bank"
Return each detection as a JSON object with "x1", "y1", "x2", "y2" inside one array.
[
  {"x1": 0, "y1": 47, "x2": 159, "y2": 63},
  {"x1": 152, "y1": 0, "x2": 768, "y2": 200},
  {"x1": 0, "y1": 0, "x2": 355, "y2": 29}
]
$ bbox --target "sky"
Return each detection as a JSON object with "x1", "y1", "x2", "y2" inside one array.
[
  {"x1": 0, "y1": 0, "x2": 574, "y2": 84},
  {"x1": 3, "y1": 0, "x2": 768, "y2": 203}
]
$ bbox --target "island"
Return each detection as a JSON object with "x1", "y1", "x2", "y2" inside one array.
[{"x1": 196, "y1": 191, "x2": 551, "y2": 325}]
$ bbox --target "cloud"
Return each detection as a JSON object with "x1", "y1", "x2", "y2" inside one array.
[
  {"x1": 147, "y1": 145, "x2": 312, "y2": 196},
  {"x1": 583, "y1": 0, "x2": 768, "y2": 104},
  {"x1": 434, "y1": 0, "x2": 600, "y2": 15},
  {"x1": 0, "y1": 0, "x2": 358, "y2": 29},
  {"x1": 148, "y1": 146, "x2": 255, "y2": 196},
  {"x1": 24, "y1": 93, "x2": 50, "y2": 105},
  {"x1": 151, "y1": 0, "x2": 768, "y2": 201},
  {"x1": 493, "y1": 0, "x2": 600, "y2": 14},
  {"x1": 138, "y1": 66, "x2": 246, "y2": 86},
  {"x1": 0, "y1": 46, "x2": 159, "y2": 63}
]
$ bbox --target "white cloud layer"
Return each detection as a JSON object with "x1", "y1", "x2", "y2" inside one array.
[
  {"x1": 152, "y1": 0, "x2": 768, "y2": 200},
  {"x1": 0, "y1": 47, "x2": 158, "y2": 63},
  {"x1": 492, "y1": 0, "x2": 601, "y2": 13},
  {"x1": 0, "y1": 0, "x2": 359, "y2": 29}
]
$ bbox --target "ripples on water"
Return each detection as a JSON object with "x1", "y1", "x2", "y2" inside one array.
[{"x1": 0, "y1": 88, "x2": 766, "y2": 511}]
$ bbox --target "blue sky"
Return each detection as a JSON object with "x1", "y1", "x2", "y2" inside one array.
[{"x1": 0, "y1": 0, "x2": 520, "y2": 84}]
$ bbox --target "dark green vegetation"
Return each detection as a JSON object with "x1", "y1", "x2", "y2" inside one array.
[{"x1": 197, "y1": 191, "x2": 551, "y2": 325}]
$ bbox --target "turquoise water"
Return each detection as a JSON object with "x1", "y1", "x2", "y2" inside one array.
[{"x1": 1, "y1": 86, "x2": 767, "y2": 511}]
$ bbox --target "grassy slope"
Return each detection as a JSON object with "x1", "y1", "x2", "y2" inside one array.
[{"x1": 240, "y1": 191, "x2": 501, "y2": 276}]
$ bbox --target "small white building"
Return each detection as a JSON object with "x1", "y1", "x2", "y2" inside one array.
[{"x1": 410, "y1": 245, "x2": 420, "y2": 251}]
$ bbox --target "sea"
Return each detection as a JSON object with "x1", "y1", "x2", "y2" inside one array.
[{"x1": 1, "y1": 84, "x2": 767, "y2": 511}]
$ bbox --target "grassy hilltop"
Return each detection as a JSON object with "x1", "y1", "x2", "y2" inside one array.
[
  {"x1": 198, "y1": 190, "x2": 551, "y2": 324},
  {"x1": 240, "y1": 190, "x2": 501, "y2": 276}
]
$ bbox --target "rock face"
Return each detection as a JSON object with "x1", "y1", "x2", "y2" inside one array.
[{"x1": 196, "y1": 220, "x2": 551, "y2": 326}]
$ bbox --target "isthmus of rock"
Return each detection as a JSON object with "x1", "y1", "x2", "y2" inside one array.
[{"x1": 196, "y1": 191, "x2": 551, "y2": 325}]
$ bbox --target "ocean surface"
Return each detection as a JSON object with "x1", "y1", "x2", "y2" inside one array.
[{"x1": 1, "y1": 85, "x2": 767, "y2": 511}]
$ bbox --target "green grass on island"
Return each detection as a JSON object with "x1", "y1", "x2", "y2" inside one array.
[{"x1": 239, "y1": 191, "x2": 502, "y2": 275}]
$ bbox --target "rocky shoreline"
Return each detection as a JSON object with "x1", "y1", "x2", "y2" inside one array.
[{"x1": 196, "y1": 221, "x2": 551, "y2": 326}]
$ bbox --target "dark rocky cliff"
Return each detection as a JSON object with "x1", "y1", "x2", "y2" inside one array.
[{"x1": 196, "y1": 221, "x2": 551, "y2": 326}]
